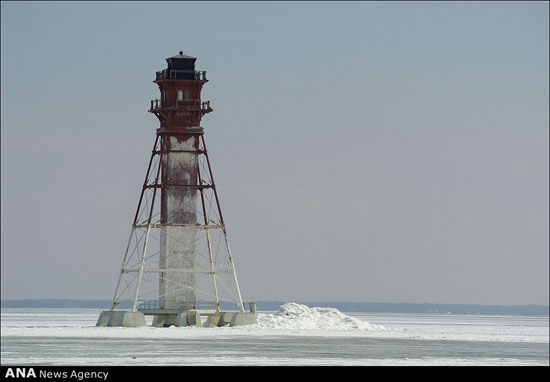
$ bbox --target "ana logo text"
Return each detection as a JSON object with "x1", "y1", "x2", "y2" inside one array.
[{"x1": 4, "y1": 368, "x2": 37, "y2": 378}]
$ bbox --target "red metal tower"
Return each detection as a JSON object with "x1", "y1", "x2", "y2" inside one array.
[
  {"x1": 148, "y1": 52, "x2": 217, "y2": 314},
  {"x1": 98, "y1": 52, "x2": 255, "y2": 327}
]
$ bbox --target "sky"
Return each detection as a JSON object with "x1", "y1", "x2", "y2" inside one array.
[{"x1": 1, "y1": 1, "x2": 548, "y2": 305}]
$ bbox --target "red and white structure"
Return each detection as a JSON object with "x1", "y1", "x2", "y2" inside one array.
[{"x1": 97, "y1": 52, "x2": 255, "y2": 327}]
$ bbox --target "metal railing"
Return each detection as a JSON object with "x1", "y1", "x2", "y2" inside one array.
[
  {"x1": 155, "y1": 69, "x2": 207, "y2": 81},
  {"x1": 149, "y1": 99, "x2": 212, "y2": 111},
  {"x1": 137, "y1": 299, "x2": 218, "y2": 311},
  {"x1": 137, "y1": 300, "x2": 160, "y2": 310}
]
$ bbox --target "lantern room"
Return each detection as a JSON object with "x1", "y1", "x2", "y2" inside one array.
[{"x1": 149, "y1": 51, "x2": 212, "y2": 129}]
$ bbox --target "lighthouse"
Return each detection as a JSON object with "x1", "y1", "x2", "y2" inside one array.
[
  {"x1": 97, "y1": 52, "x2": 256, "y2": 327},
  {"x1": 153, "y1": 52, "x2": 211, "y2": 313}
]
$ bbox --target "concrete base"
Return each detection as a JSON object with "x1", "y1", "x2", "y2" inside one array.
[
  {"x1": 174, "y1": 313, "x2": 189, "y2": 327},
  {"x1": 96, "y1": 309, "x2": 255, "y2": 328},
  {"x1": 204, "y1": 312, "x2": 230, "y2": 327},
  {"x1": 96, "y1": 311, "x2": 146, "y2": 327},
  {"x1": 186, "y1": 310, "x2": 202, "y2": 327},
  {"x1": 231, "y1": 312, "x2": 257, "y2": 326},
  {"x1": 152, "y1": 314, "x2": 178, "y2": 327},
  {"x1": 205, "y1": 312, "x2": 257, "y2": 327},
  {"x1": 152, "y1": 310, "x2": 202, "y2": 327}
]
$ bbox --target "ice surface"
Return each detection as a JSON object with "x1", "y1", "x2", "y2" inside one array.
[
  {"x1": 1, "y1": 305, "x2": 548, "y2": 366},
  {"x1": 1, "y1": 305, "x2": 548, "y2": 343},
  {"x1": 0, "y1": 303, "x2": 386, "y2": 339}
]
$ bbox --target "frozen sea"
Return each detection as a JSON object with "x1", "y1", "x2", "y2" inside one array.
[{"x1": 1, "y1": 303, "x2": 548, "y2": 366}]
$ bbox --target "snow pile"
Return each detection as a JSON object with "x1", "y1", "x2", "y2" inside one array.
[{"x1": 256, "y1": 303, "x2": 385, "y2": 331}]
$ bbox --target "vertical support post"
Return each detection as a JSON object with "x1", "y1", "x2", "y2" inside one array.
[
  {"x1": 200, "y1": 135, "x2": 245, "y2": 312},
  {"x1": 198, "y1": 138, "x2": 221, "y2": 312},
  {"x1": 222, "y1": 229, "x2": 245, "y2": 312},
  {"x1": 205, "y1": 229, "x2": 221, "y2": 312},
  {"x1": 132, "y1": 146, "x2": 163, "y2": 312},
  {"x1": 110, "y1": 136, "x2": 160, "y2": 310},
  {"x1": 132, "y1": 135, "x2": 160, "y2": 225},
  {"x1": 110, "y1": 227, "x2": 136, "y2": 310}
]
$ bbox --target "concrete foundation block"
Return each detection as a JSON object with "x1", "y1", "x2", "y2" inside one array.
[
  {"x1": 152, "y1": 315, "x2": 165, "y2": 327},
  {"x1": 186, "y1": 310, "x2": 202, "y2": 327},
  {"x1": 230, "y1": 312, "x2": 257, "y2": 326},
  {"x1": 153, "y1": 314, "x2": 178, "y2": 327},
  {"x1": 117, "y1": 311, "x2": 146, "y2": 327},
  {"x1": 96, "y1": 311, "x2": 146, "y2": 327},
  {"x1": 219, "y1": 312, "x2": 235, "y2": 326},
  {"x1": 107, "y1": 311, "x2": 125, "y2": 326},
  {"x1": 96, "y1": 310, "x2": 124, "y2": 326},
  {"x1": 204, "y1": 311, "x2": 257, "y2": 327},
  {"x1": 174, "y1": 313, "x2": 190, "y2": 327},
  {"x1": 204, "y1": 312, "x2": 223, "y2": 327},
  {"x1": 96, "y1": 311, "x2": 111, "y2": 326},
  {"x1": 203, "y1": 311, "x2": 235, "y2": 327}
]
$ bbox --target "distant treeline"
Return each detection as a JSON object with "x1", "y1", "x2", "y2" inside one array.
[{"x1": 1, "y1": 299, "x2": 548, "y2": 316}]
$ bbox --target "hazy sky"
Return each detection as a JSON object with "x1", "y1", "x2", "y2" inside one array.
[{"x1": 1, "y1": 1, "x2": 548, "y2": 305}]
